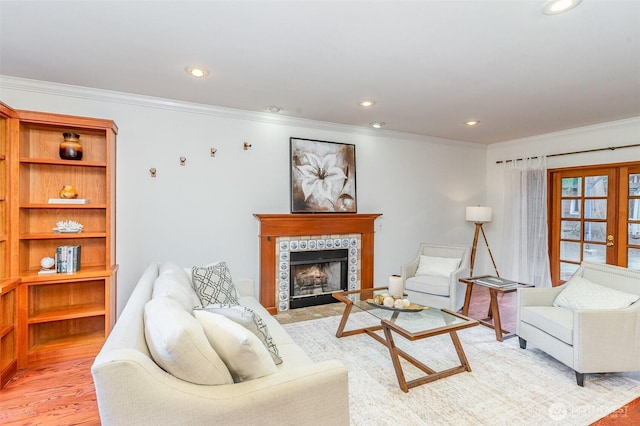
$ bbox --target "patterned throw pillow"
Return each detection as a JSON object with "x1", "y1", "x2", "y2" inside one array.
[
  {"x1": 192, "y1": 262, "x2": 239, "y2": 306},
  {"x1": 199, "y1": 304, "x2": 283, "y2": 365}
]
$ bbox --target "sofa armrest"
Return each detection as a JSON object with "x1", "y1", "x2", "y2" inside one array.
[{"x1": 92, "y1": 353, "x2": 349, "y2": 426}]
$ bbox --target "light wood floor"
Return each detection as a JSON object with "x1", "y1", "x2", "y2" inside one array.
[{"x1": 0, "y1": 286, "x2": 636, "y2": 425}]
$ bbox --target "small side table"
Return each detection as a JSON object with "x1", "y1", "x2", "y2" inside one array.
[{"x1": 459, "y1": 276, "x2": 533, "y2": 342}]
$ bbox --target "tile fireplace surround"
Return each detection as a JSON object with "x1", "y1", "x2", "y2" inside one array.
[{"x1": 255, "y1": 213, "x2": 382, "y2": 314}]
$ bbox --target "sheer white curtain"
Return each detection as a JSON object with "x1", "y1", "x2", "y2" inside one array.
[{"x1": 501, "y1": 157, "x2": 552, "y2": 287}]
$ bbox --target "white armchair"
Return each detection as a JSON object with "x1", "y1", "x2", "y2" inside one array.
[
  {"x1": 517, "y1": 262, "x2": 640, "y2": 386},
  {"x1": 401, "y1": 243, "x2": 470, "y2": 312}
]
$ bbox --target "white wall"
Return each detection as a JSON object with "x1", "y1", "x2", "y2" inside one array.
[
  {"x1": 1, "y1": 76, "x2": 488, "y2": 314},
  {"x1": 485, "y1": 117, "x2": 640, "y2": 272}
]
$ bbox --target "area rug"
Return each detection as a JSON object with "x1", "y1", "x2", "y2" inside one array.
[{"x1": 282, "y1": 313, "x2": 640, "y2": 425}]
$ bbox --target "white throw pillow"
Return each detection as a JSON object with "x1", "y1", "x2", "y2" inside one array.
[
  {"x1": 144, "y1": 296, "x2": 233, "y2": 385},
  {"x1": 416, "y1": 255, "x2": 461, "y2": 277},
  {"x1": 152, "y1": 273, "x2": 201, "y2": 311},
  {"x1": 200, "y1": 304, "x2": 282, "y2": 365},
  {"x1": 553, "y1": 275, "x2": 640, "y2": 310},
  {"x1": 160, "y1": 261, "x2": 193, "y2": 288},
  {"x1": 192, "y1": 262, "x2": 240, "y2": 305},
  {"x1": 194, "y1": 310, "x2": 277, "y2": 382}
]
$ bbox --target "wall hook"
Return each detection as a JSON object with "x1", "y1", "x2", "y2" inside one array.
[
  {"x1": 210, "y1": 147, "x2": 217, "y2": 157},
  {"x1": 180, "y1": 156, "x2": 186, "y2": 166},
  {"x1": 149, "y1": 168, "x2": 157, "y2": 178},
  {"x1": 243, "y1": 142, "x2": 252, "y2": 150}
]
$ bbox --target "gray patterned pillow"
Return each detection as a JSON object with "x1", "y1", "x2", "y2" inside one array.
[
  {"x1": 198, "y1": 304, "x2": 283, "y2": 365},
  {"x1": 192, "y1": 262, "x2": 239, "y2": 306}
]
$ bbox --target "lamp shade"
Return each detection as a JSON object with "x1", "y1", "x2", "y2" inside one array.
[{"x1": 466, "y1": 206, "x2": 492, "y2": 223}]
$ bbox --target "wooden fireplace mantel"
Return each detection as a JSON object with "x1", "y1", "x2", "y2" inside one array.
[{"x1": 255, "y1": 213, "x2": 382, "y2": 314}]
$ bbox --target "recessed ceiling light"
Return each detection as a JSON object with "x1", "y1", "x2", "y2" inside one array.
[
  {"x1": 369, "y1": 122, "x2": 385, "y2": 129},
  {"x1": 185, "y1": 66, "x2": 209, "y2": 78},
  {"x1": 465, "y1": 120, "x2": 480, "y2": 126},
  {"x1": 359, "y1": 100, "x2": 375, "y2": 107},
  {"x1": 542, "y1": 0, "x2": 581, "y2": 15},
  {"x1": 265, "y1": 106, "x2": 282, "y2": 113}
]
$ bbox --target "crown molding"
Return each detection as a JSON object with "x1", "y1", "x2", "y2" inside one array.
[{"x1": 0, "y1": 75, "x2": 481, "y2": 150}]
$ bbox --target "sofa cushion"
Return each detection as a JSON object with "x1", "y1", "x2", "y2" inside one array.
[
  {"x1": 405, "y1": 274, "x2": 451, "y2": 296},
  {"x1": 192, "y1": 261, "x2": 240, "y2": 305},
  {"x1": 553, "y1": 275, "x2": 640, "y2": 311},
  {"x1": 160, "y1": 261, "x2": 194, "y2": 288},
  {"x1": 199, "y1": 304, "x2": 283, "y2": 365},
  {"x1": 152, "y1": 273, "x2": 201, "y2": 311},
  {"x1": 194, "y1": 310, "x2": 277, "y2": 382},
  {"x1": 416, "y1": 255, "x2": 461, "y2": 277},
  {"x1": 144, "y1": 296, "x2": 233, "y2": 385},
  {"x1": 520, "y1": 306, "x2": 574, "y2": 345}
]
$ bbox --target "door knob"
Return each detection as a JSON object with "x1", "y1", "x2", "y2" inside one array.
[{"x1": 607, "y1": 235, "x2": 614, "y2": 247}]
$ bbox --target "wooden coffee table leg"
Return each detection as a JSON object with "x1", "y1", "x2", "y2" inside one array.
[
  {"x1": 382, "y1": 324, "x2": 409, "y2": 393},
  {"x1": 335, "y1": 299, "x2": 354, "y2": 338},
  {"x1": 449, "y1": 330, "x2": 472, "y2": 372}
]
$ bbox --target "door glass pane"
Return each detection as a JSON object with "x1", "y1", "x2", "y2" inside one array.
[
  {"x1": 629, "y1": 173, "x2": 640, "y2": 195},
  {"x1": 560, "y1": 262, "x2": 579, "y2": 281},
  {"x1": 583, "y1": 221, "x2": 606, "y2": 242},
  {"x1": 561, "y1": 177, "x2": 581, "y2": 196},
  {"x1": 583, "y1": 244, "x2": 606, "y2": 263},
  {"x1": 629, "y1": 200, "x2": 640, "y2": 220},
  {"x1": 585, "y1": 176, "x2": 608, "y2": 196},
  {"x1": 629, "y1": 223, "x2": 640, "y2": 243},
  {"x1": 584, "y1": 199, "x2": 607, "y2": 219},
  {"x1": 561, "y1": 200, "x2": 581, "y2": 218},
  {"x1": 560, "y1": 241, "x2": 580, "y2": 262},
  {"x1": 628, "y1": 248, "x2": 640, "y2": 270},
  {"x1": 561, "y1": 221, "x2": 581, "y2": 240}
]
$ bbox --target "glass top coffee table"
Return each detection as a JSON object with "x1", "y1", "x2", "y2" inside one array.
[{"x1": 333, "y1": 287, "x2": 478, "y2": 392}]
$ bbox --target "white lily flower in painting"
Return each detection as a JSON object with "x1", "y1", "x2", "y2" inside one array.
[{"x1": 297, "y1": 153, "x2": 347, "y2": 202}]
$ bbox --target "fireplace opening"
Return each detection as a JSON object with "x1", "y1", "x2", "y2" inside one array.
[{"x1": 289, "y1": 249, "x2": 348, "y2": 309}]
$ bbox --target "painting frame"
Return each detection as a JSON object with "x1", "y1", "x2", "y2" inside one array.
[{"x1": 290, "y1": 137, "x2": 357, "y2": 213}]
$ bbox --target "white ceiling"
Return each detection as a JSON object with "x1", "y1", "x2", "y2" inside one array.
[{"x1": 1, "y1": 0, "x2": 639, "y2": 144}]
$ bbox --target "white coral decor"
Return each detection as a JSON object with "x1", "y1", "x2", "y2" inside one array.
[{"x1": 53, "y1": 220, "x2": 83, "y2": 233}]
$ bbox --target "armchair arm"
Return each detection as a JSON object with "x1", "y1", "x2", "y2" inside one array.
[
  {"x1": 517, "y1": 285, "x2": 564, "y2": 308},
  {"x1": 573, "y1": 305, "x2": 640, "y2": 372},
  {"x1": 401, "y1": 261, "x2": 419, "y2": 281}
]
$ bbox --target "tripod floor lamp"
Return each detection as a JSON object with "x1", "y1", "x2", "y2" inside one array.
[{"x1": 466, "y1": 206, "x2": 499, "y2": 277}]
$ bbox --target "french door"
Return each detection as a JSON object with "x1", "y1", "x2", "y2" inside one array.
[{"x1": 549, "y1": 163, "x2": 640, "y2": 284}]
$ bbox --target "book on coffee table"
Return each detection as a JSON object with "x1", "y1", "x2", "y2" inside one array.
[{"x1": 474, "y1": 276, "x2": 518, "y2": 287}]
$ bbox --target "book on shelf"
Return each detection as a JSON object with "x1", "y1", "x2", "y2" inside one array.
[
  {"x1": 48, "y1": 198, "x2": 91, "y2": 204},
  {"x1": 474, "y1": 276, "x2": 518, "y2": 287},
  {"x1": 55, "y1": 245, "x2": 82, "y2": 273}
]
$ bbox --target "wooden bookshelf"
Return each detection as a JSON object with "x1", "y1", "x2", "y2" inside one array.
[{"x1": 3, "y1": 107, "x2": 118, "y2": 369}]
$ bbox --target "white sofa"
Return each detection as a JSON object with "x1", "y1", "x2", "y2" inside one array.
[
  {"x1": 91, "y1": 261, "x2": 350, "y2": 425},
  {"x1": 517, "y1": 261, "x2": 640, "y2": 386}
]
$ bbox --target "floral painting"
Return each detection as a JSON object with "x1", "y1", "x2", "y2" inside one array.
[{"x1": 290, "y1": 137, "x2": 357, "y2": 213}]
